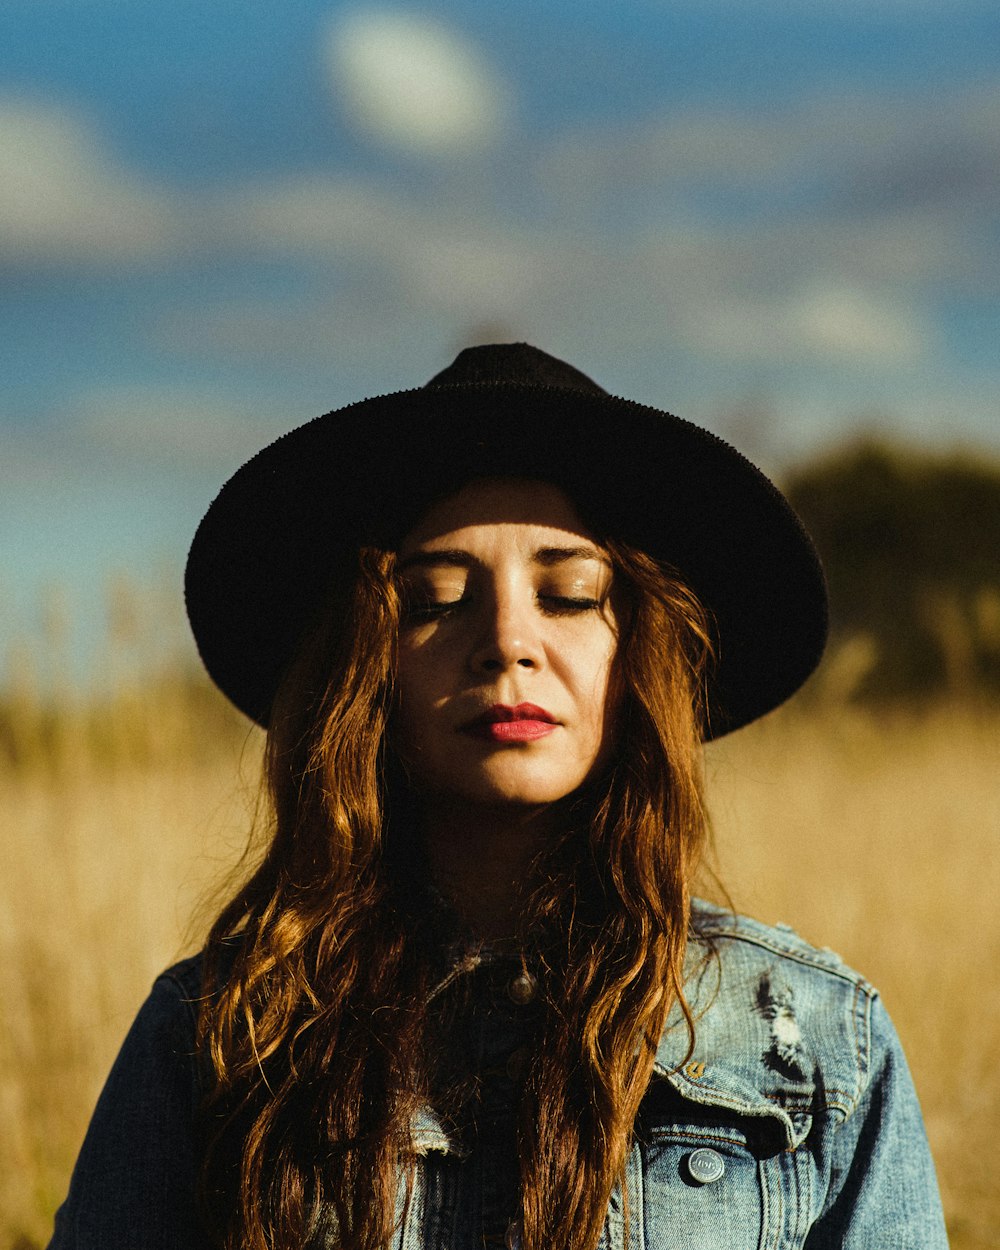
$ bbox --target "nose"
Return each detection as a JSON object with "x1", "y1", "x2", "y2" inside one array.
[{"x1": 468, "y1": 586, "x2": 544, "y2": 675}]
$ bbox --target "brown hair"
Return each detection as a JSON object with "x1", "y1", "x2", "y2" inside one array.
[{"x1": 197, "y1": 536, "x2": 714, "y2": 1250}]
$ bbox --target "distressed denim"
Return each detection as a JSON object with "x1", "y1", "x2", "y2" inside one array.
[{"x1": 49, "y1": 902, "x2": 949, "y2": 1248}]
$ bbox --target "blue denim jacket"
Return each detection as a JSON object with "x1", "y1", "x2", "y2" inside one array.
[{"x1": 49, "y1": 902, "x2": 949, "y2": 1248}]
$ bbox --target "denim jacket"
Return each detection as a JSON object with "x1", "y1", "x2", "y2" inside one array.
[{"x1": 49, "y1": 902, "x2": 948, "y2": 1249}]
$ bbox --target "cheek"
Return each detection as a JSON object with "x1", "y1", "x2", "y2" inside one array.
[
  {"x1": 592, "y1": 642, "x2": 624, "y2": 751},
  {"x1": 559, "y1": 638, "x2": 620, "y2": 766}
]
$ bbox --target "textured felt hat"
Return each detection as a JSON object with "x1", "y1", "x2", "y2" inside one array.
[{"x1": 185, "y1": 343, "x2": 827, "y2": 737}]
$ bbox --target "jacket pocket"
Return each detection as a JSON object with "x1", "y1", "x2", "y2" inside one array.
[{"x1": 638, "y1": 1124, "x2": 768, "y2": 1250}]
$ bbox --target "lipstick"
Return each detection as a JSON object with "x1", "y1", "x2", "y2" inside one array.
[{"x1": 461, "y1": 703, "x2": 558, "y2": 743}]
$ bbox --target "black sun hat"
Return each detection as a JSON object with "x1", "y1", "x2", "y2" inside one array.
[{"x1": 185, "y1": 343, "x2": 828, "y2": 737}]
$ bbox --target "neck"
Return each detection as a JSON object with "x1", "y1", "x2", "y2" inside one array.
[{"x1": 418, "y1": 796, "x2": 566, "y2": 943}]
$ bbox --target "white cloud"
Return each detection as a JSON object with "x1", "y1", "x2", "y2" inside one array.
[
  {"x1": 0, "y1": 98, "x2": 179, "y2": 263},
  {"x1": 677, "y1": 281, "x2": 929, "y2": 365},
  {"x1": 653, "y1": 0, "x2": 993, "y2": 11},
  {"x1": 791, "y1": 283, "x2": 929, "y2": 361},
  {"x1": 326, "y1": 11, "x2": 512, "y2": 156},
  {"x1": 5, "y1": 74, "x2": 985, "y2": 388},
  {"x1": 222, "y1": 175, "x2": 399, "y2": 252},
  {"x1": 532, "y1": 80, "x2": 999, "y2": 343},
  {"x1": 169, "y1": 174, "x2": 938, "y2": 373},
  {"x1": 70, "y1": 384, "x2": 288, "y2": 467},
  {"x1": 223, "y1": 175, "x2": 545, "y2": 312},
  {"x1": 539, "y1": 83, "x2": 1000, "y2": 220}
]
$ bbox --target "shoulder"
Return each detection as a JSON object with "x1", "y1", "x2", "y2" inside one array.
[
  {"x1": 101, "y1": 954, "x2": 209, "y2": 1098},
  {"x1": 47, "y1": 956, "x2": 213, "y2": 1248},
  {"x1": 155, "y1": 952, "x2": 206, "y2": 1004},
  {"x1": 652, "y1": 901, "x2": 887, "y2": 1148},
  {"x1": 155, "y1": 937, "x2": 244, "y2": 1007},
  {"x1": 690, "y1": 900, "x2": 875, "y2": 1005},
  {"x1": 136, "y1": 952, "x2": 205, "y2": 1045}
]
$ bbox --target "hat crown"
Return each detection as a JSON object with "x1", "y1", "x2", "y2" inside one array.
[{"x1": 425, "y1": 342, "x2": 608, "y2": 394}]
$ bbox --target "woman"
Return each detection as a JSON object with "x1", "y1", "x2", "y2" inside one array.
[{"x1": 50, "y1": 343, "x2": 947, "y2": 1249}]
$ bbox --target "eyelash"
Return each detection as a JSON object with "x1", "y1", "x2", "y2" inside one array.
[{"x1": 404, "y1": 595, "x2": 601, "y2": 622}]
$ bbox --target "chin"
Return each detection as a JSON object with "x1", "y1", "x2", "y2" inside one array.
[{"x1": 451, "y1": 766, "x2": 592, "y2": 809}]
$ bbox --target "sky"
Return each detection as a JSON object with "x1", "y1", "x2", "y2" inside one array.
[{"x1": 2, "y1": 0, "x2": 999, "y2": 683}]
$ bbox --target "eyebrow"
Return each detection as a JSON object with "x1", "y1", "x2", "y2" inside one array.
[
  {"x1": 534, "y1": 545, "x2": 610, "y2": 568},
  {"x1": 397, "y1": 544, "x2": 610, "y2": 572}
]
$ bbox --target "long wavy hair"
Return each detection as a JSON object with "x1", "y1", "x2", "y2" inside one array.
[{"x1": 197, "y1": 530, "x2": 715, "y2": 1250}]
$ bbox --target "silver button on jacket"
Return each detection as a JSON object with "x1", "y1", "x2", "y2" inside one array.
[
  {"x1": 507, "y1": 970, "x2": 538, "y2": 1005},
  {"x1": 686, "y1": 1147, "x2": 726, "y2": 1185},
  {"x1": 48, "y1": 901, "x2": 949, "y2": 1249}
]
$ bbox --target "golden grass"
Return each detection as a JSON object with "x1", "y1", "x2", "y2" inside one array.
[
  {"x1": 1, "y1": 681, "x2": 997, "y2": 1247},
  {"x1": 0, "y1": 679, "x2": 262, "y2": 1245},
  {"x1": 704, "y1": 702, "x2": 1000, "y2": 1250}
]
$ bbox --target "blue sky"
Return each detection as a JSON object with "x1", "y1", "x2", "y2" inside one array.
[{"x1": 3, "y1": 0, "x2": 999, "y2": 682}]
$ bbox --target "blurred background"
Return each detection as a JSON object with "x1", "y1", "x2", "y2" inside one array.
[{"x1": 2, "y1": 1, "x2": 998, "y2": 1246}]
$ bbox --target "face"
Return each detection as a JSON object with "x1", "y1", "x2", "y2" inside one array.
[{"x1": 394, "y1": 478, "x2": 620, "y2": 809}]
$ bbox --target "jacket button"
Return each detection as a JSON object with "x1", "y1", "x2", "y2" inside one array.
[
  {"x1": 508, "y1": 971, "x2": 538, "y2": 1005},
  {"x1": 504, "y1": 1218, "x2": 523, "y2": 1249},
  {"x1": 686, "y1": 1147, "x2": 725, "y2": 1185}
]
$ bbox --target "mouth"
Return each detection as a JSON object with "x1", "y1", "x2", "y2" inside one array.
[{"x1": 460, "y1": 703, "x2": 559, "y2": 743}]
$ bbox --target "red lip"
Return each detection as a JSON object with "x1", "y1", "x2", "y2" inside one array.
[
  {"x1": 465, "y1": 703, "x2": 556, "y2": 725},
  {"x1": 461, "y1": 703, "x2": 559, "y2": 742}
]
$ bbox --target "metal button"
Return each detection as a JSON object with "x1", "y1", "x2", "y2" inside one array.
[
  {"x1": 504, "y1": 1218, "x2": 523, "y2": 1249},
  {"x1": 686, "y1": 1147, "x2": 725, "y2": 1185},
  {"x1": 507, "y1": 971, "x2": 537, "y2": 1005}
]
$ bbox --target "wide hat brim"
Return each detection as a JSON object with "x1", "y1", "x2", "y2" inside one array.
[{"x1": 185, "y1": 370, "x2": 827, "y2": 739}]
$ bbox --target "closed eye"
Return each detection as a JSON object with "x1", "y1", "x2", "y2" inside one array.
[
  {"x1": 403, "y1": 598, "x2": 469, "y2": 622},
  {"x1": 539, "y1": 595, "x2": 601, "y2": 614},
  {"x1": 402, "y1": 594, "x2": 603, "y2": 622}
]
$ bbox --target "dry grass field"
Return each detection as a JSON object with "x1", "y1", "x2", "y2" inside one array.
[
  {"x1": 705, "y1": 701, "x2": 1000, "y2": 1250},
  {"x1": 1, "y1": 667, "x2": 997, "y2": 1247}
]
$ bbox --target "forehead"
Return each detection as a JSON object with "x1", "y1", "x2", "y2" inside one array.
[{"x1": 400, "y1": 478, "x2": 597, "y2": 552}]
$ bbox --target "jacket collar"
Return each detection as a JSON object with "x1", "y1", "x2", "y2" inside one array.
[{"x1": 411, "y1": 904, "x2": 821, "y2": 1155}]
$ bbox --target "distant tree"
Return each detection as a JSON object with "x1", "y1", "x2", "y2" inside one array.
[{"x1": 783, "y1": 439, "x2": 1000, "y2": 701}]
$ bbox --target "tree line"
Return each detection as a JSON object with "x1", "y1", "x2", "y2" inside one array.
[{"x1": 783, "y1": 439, "x2": 1000, "y2": 702}]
